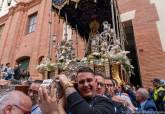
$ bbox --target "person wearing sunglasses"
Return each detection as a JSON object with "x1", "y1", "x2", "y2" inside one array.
[
  {"x1": 104, "y1": 78, "x2": 115, "y2": 97},
  {"x1": 0, "y1": 90, "x2": 32, "y2": 114}
]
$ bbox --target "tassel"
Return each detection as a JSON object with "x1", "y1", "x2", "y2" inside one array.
[
  {"x1": 67, "y1": 0, "x2": 69, "y2": 5},
  {"x1": 58, "y1": 16, "x2": 60, "y2": 23},
  {"x1": 58, "y1": 9, "x2": 61, "y2": 15},
  {"x1": 75, "y1": 3, "x2": 78, "y2": 8}
]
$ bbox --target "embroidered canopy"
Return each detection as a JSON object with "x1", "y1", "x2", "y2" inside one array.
[{"x1": 52, "y1": 0, "x2": 119, "y2": 40}]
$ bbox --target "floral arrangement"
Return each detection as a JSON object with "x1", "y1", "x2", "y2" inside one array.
[
  {"x1": 36, "y1": 57, "x2": 56, "y2": 73},
  {"x1": 85, "y1": 38, "x2": 134, "y2": 77},
  {"x1": 108, "y1": 49, "x2": 134, "y2": 77}
]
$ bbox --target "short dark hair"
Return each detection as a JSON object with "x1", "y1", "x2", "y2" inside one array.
[
  {"x1": 77, "y1": 66, "x2": 94, "y2": 75},
  {"x1": 33, "y1": 80, "x2": 43, "y2": 84},
  {"x1": 104, "y1": 78, "x2": 115, "y2": 86},
  {"x1": 152, "y1": 78, "x2": 161, "y2": 84},
  {"x1": 94, "y1": 72, "x2": 105, "y2": 78},
  {"x1": 6, "y1": 63, "x2": 10, "y2": 66},
  {"x1": 112, "y1": 79, "x2": 118, "y2": 87}
]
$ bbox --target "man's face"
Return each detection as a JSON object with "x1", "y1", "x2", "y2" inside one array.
[
  {"x1": 5, "y1": 105, "x2": 31, "y2": 114},
  {"x1": 117, "y1": 85, "x2": 123, "y2": 92},
  {"x1": 95, "y1": 75, "x2": 105, "y2": 95},
  {"x1": 136, "y1": 91, "x2": 143, "y2": 103},
  {"x1": 6, "y1": 63, "x2": 10, "y2": 67},
  {"x1": 4, "y1": 95, "x2": 31, "y2": 114},
  {"x1": 153, "y1": 82, "x2": 159, "y2": 87},
  {"x1": 28, "y1": 83, "x2": 41, "y2": 105},
  {"x1": 77, "y1": 72, "x2": 96, "y2": 98},
  {"x1": 105, "y1": 79, "x2": 114, "y2": 96}
]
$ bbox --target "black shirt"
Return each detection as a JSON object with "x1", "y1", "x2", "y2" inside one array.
[{"x1": 67, "y1": 92, "x2": 115, "y2": 114}]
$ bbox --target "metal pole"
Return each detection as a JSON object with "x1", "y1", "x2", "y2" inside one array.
[
  {"x1": 111, "y1": 0, "x2": 117, "y2": 42},
  {"x1": 76, "y1": 25, "x2": 78, "y2": 57},
  {"x1": 114, "y1": 0, "x2": 119, "y2": 39},
  {"x1": 48, "y1": 2, "x2": 52, "y2": 58},
  {"x1": 115, "y1": 0, "x2": 126, "y2": 50},
  {"x1": 64, "y1": 13, "x2": 68, "y2": 40}
]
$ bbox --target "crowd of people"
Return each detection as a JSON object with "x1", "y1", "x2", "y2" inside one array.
[
  {"x1": 0, "y1": 63, "x2": 30, "y2": 84},
  {"x1": 0, "y1": 66, "x2": 165, "y2": 114}
]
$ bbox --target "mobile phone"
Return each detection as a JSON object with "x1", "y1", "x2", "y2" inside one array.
[{"x1": 40, "y1": 79, "x2": 64, "y2": 99}]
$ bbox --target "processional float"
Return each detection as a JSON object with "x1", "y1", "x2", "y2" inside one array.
[{"x1": 37, "y1": 0, "x2": 134, "y2": 85}]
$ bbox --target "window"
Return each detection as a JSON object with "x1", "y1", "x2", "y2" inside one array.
[
  {"x1": 7, "y1": 0, "x2": 12, "y2": 6},
  {"x1": 0, "y1": 0, "x2": 4, "y2": 10},
  {"x1": 0, "y1": 24, "x2": 5, "y2": 40},
  {"x1": 38, "y1": 56, "x2": 44, "y2": 64},
  {"x1": 27, "y1": 12, "x2": 37, "y2": 34},
  {"x1": 62, "y1": 22, "x2": 72, "y2": 40}
]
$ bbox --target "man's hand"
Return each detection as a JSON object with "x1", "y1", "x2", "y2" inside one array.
[
  {"x1": 57, "y1": 97, "x2": 66, "y2": 114},
  {"x1": 112, "y1": 95, "x2": 136, "y2": 112},
  {"x1": 38, "y1": 86, "x2": 58, "y2": 114},
  {"x1": 57, "y1": 74, "x2": 76, "y2": 97},
  {"x1": 58, "y1": 74, "x2": 70, "y2": 88}
]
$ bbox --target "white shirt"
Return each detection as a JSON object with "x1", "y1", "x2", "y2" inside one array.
[{"x1": 31, "y1": 104, "x2": 43, "y2": 114}]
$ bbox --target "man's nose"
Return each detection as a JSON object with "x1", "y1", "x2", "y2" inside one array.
[
  {"x1": 105, "y1": 84, "x2": 108, "y2": 87},
  {"x1": 29, "y1": 92, "x2": 33, "y2": 97},
  {"x1": 105, "y1": 86, "x2": 108, "y2": 89},
  {"x1": 84, "y1": 81, "x2": 89, "y2": 86},
  {"x1": 98, "y1": 84, "x2": 102, "y2": 88}
]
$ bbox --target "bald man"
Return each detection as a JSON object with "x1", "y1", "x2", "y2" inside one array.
[
  {"x1": 136, "y1": 88, "x2": 157, "y2": 112},
  {"x1": 0, "y1": 90, "x2": 32, "y2": 114}
]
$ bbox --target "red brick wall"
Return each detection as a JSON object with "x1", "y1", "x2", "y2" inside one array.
[
  {"x1": 118, "y1": 0, "x2": 165, "y2": 88},
  {"x1": 0, "y1": 0, "x2": 85, "y2": 80}
]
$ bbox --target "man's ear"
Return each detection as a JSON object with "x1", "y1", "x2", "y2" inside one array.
[{"x1": 4, "y1": 105, "x2": 12, "y2": 114}]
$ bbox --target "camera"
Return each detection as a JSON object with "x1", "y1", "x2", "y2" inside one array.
[
  {"x1": 40, "y1": 79, "x2": 64, "y2": 99},
  {"x1": 40, "y1": 79, "x2": 54, "y2": 88}
]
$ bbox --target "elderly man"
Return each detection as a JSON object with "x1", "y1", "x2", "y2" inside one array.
[
  {"x1": 136, "y1": 88, "x2": 157, "y2": 112},
  {"x1": 0, "y1": 90, "x2": 32, "y2": 114},
  {"x1": 58, "y1": 66, "x2": 115, "y2": 114},
  {"x1": 28, "y1": 80, "x2": 43, "y2": 114}
]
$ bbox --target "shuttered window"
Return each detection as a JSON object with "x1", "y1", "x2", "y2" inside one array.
[{"x1": 27, "y1": 12, "x2": 37, "y2": 34}]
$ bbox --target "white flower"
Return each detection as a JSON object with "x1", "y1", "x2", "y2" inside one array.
[
  {"x1": 36, "y1": 58, "x2": 56, "y2": 73},
  {"x1": 81, "y1": 57, "x2": 87, "y2": 62},
  {"x1": 92, "y1": 52, "x2": 101, "y2": 56}
]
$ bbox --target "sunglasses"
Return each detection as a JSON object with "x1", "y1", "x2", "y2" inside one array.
[
  {"x1": 105, "y1": 84, "x2": 113, "y2": 87},
  {"x1": 78, "y1": 78, "x2": 93, "y2": 85},
  {"x1": 97, "y1": 82, "x2": 105, "y2": 87},
  {"x1": 28, "y1": 89, "x2": 39, "y2": 96},
  {"x1": 13, "y1": 105, "x2": 31, "y2": 114}
]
